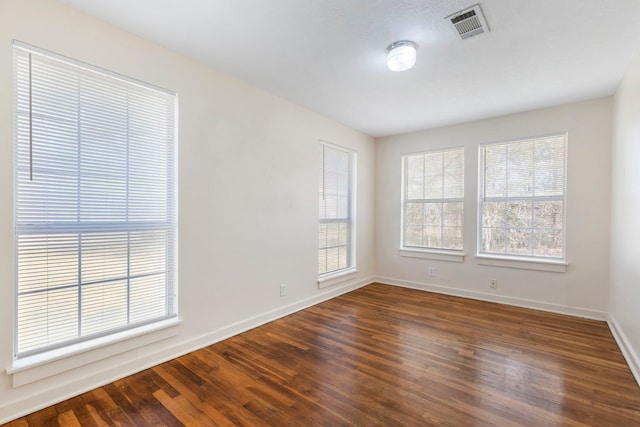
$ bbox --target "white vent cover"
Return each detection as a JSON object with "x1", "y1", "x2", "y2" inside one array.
[{"x1": 446, "y1": 4, "x2": 489, "y2": 40}]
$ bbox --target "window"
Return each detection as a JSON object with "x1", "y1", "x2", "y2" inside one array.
[
  {"x1": 402, "y1": 147, "x2": 464, "y2": 251},
  {"x1": 318, "y1": 142, "x2": 355, "y2": 276},
  {"x1": 479, "y1": 133, "x2": 566, "y2": 260},
  {"x1": 13, "y1": 42, "x2": 177, "y2": 358}
]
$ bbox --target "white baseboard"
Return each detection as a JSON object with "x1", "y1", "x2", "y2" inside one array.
[
  {"x1": 0, "y1": 276, "x2": 374, "y2": 425},
  {"x1": 375, "y1": 276, "x2": 608, "y2": 321},
  {"x1": 608, "y1": 314, "x2": 640, "y2": 388}
]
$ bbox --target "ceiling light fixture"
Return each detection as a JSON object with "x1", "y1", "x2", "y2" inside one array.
[{"x1": 386, "y1": 40, "x2": 418, "y2": 72}]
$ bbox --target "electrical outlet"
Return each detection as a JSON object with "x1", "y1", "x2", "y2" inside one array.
[
  {"x1": 490, "y1": 279, "x2": 498, "y2": 289},
  {"x1": 428, "y1": 267, "x2": 436, "y2": 277},
  {"x1": 280, "y1": 283, "x2": 287, "y2": 297}
]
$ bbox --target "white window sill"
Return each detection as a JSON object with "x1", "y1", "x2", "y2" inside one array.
[
  {"x1": 399, "y1": 248, "x2": 465, "y2": 263},
  {"x1": 7, "y1": 317, "x2": 182, "y2": 387},
  {"x1": 475, "y1": 255, "x2": 567, "y2": 273},
  {"x1": 317, "y1": 268, "x2": 358, "y2": 289}
]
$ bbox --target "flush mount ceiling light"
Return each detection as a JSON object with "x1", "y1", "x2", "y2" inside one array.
[{"x1": 386, "y1": 40, "x2": 418, "y2": 72}]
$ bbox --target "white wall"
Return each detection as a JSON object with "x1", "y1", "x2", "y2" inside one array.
[
  {"x1": 376, "y1": 98, "x2": 613, "y2": 318},
  {"x1": 0, "y1": 0, "x2": 376, "y2": 422},
  {"x1": 610, "y1": 52, "x2": 640, "y2": 383}
]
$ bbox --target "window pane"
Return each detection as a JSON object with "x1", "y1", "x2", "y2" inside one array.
[
  {"x1": 424, "y1": 226, "x2": 442, "y2": 248},
  {"x1": 318, "y1": 248, "x2": 327, "y2": 275},
  {"x1": 506, "y1": 228, "x2": 532, "y2": 255},
  {"x1": 339, "y1": 221, "x2": 348, "y2": 246},
  {"x1": 533, "y1": 229, "x2": 563, "y2": 258},
  {"x1": 533, "y1": 201, "x2": 564, "y2": 229},
  {"x1": 506, "y1": 201, "x2": 533, "y2": 228},
  {"x1": 326, "y1": 247, "x2": 339, "y2": 272},
  {"x1": 443, "y1": 149, "x2": 464, "y2": 199},
  {"x1": 131, "y1": 275, "x2": 168, "y2": 323},
  {"x1": 81, "y1": 281, "x2": 128, "y2": 336},
  {"x1": 482, "y1": 228, "x2": 506, "y2": 253},
  {"x1": 424, "y1": 203, "x2": 442, "y2": 227},
  {"x1": 17, "y1": 234, "x2": 79, "y2": 293},
  {"x1": 318, "y1": 223, "x2": 328, "y2": 250},
  {"x1": 506, "y1": 140, "x2": 533, "y2": 198},
  {"x1": 405, "y1": 202, "x2": 423, "y2": 228},
  {"x1": 424, "y1": 152, "x2": 443, "y2": 199},
  {"x1": 483, "y1": 144, "x2": 507, "y2": 198},
  {"x1": 327, "y1": 222, "x2": 341, "y2": 247},
  {"x1": 482, "y1": 202, "x2": 506, "y2": 228},
  {"x1": 405, "y1": 226, "x2": 423, "y2": 247},
  {"x1": 338, "y1": 246, "x2": 348, "y2": 270},
  {"x1": 18, "y1": 288, "x2": 79, "y2": 354},
  {"x1": 130, "y1": 231, "x2": 169, "y2": 276},
  {"x1": 534, "y1": 137, "x2": 565, "y2": 196},
  {"x1": 406, "y1": 155, "x2": 424, "y2": 200},
  {"x1": 443, "y1": 202, "x2": 463, "y2": 227},
  {"x1": 337, "y1": 192, "x2": 349, "y2": 219},
  {"x1": 443, "y1": 226, "x2": 463, "y2": 249},
  {"x1": 81, "y1": 233, "x2": 128, "y2": 284}
]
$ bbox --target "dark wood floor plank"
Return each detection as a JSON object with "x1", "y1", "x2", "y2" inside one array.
[
  {"x1": 152, "y1": 389, "x2": 215, "y2": 426},
  {"x1": 101, "y1": 382, "x2": 152, "y2": 426},
  {"x1": 5, "y1": 283, "x2": 640, "y2": 426},
  {"x1": 115, "y1": 374, "x2": 184, "y2": 427},
  {"x1": 155, "y1": 357, "x2": 271, "y2": 427}
]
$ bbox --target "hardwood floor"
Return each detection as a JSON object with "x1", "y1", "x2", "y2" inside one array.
[{"x1": 5, "y1": 283, "x2": 640, "y2": 426}]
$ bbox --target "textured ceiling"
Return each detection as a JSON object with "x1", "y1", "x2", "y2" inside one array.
[{"x1": 57, "y1": 0, "x2": 640, "y2": 137}]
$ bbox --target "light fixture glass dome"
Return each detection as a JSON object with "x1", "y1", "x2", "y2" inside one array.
[{"x1": 386, "y1": 41, "x2": 418, "y2": 72}]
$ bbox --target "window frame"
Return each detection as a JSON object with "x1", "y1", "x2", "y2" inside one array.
[
  {"x1": 318, "y1": 141, "x2": 356, "y2": 281},
  {"x1": 12, "y1": 41, "x2": 178, "y2": 360},
  {"x1": 400, "y1": 146, "x2": 465, "y2": 258},
  {"x1": 477, "y1": 132, "x2": 568, "y2": 266}
]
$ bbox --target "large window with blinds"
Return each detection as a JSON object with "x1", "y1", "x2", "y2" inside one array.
[
  {"x1": 479, "y1": 133, "x2": 566, "y2": 259},
  {"x1": 318, "y1": 142, "x2": 355, "y2": 276},
  {"x1": 402, "y1": 147, "x2": 464, "y2": 251},
  {"x1": 13, "y1": 42, "x2": 177, "y2": 358}
]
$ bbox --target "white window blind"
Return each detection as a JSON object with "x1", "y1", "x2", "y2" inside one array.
[
  {"x1": 13, "y1": 42, "x2": 177, "y2": 358},
  {"x1": 403, "y1": 147, "x2": 464, "y2": 250},
  {"x1": 318, "y1": 143, "x2": 354, "y2": 276},
  {"x1": 479, "y1": 133, "x2": 566, "y2": 259}
]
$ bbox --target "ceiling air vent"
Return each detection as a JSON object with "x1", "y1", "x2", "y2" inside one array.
[{"x1": 446, "y1": 4, "x2": 489, "y2": 40}]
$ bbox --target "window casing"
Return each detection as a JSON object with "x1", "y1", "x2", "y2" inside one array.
[
  {"x1": 13, "y1": 42, "x2": 177, "y2": 359},
  {"x1": 402, "y1": 147, "x2": 464, "y2": 251},
  {"x1": 318, "y1": 143, "x2": 355, "y2": 276},
  {"x1": 478, "y1": 133, "x2": 567, "y2": 260}
]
